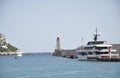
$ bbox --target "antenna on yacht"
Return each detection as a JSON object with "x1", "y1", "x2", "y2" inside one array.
[
  {"x1": 93, "y1": 28, "x2": 100, "y2": 41},
  {"x1": 81, "y1": 36, "x2": 84, "y2": 50}
]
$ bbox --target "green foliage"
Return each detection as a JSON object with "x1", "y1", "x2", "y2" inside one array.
[
  {"x1": 7, "y1": 43, "x2": 18, "y2": 52},
  {"x1": 0, "y1": 47, "x2": 9, "y2": 52},
  {"x1": 0, "y1": 43, "x2": 18, "y2": 52}
]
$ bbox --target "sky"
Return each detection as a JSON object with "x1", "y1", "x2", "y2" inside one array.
[{"x1": 0, "y1": 0, "x2": 120, "y2": 52}]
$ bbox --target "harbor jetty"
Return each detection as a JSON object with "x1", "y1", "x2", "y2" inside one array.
[
  {"x1": 0, "y1": 51, "x2": 27, "y2": 55},
  {"x1": 0, "y1": 51, "x2": 16, "y2": 55},
  {"x1": 53, "y1": 49, "x2": 77, "y2": 59}
]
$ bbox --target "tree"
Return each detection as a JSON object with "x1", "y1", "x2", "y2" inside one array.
[
  {"x1": 7, "y1": 43, "x2": 18, "y2": 52},
  {"x1": 0, "y1": 47, "x2": 9, "y2": 52}
]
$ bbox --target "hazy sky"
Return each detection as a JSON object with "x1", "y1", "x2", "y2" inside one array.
[{"x1": 0, "y1": 0, "x2": 120, "y2": 52}]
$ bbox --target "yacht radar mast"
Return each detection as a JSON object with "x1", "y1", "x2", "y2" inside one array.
[{"x1": 93, "y1": 28, "x2": 100, "y2": 41}]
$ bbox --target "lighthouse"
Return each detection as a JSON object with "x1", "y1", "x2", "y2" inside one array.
[
  {"x1": 56, "y1": 37, "x2": 60, "y2": 51},
  {"x1": 52, "y1": 37, "x2": 62, "y2": 56}
]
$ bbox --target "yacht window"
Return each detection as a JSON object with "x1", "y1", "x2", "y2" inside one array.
[
  {"x1": 88, "y1": 52, "x2": 93, "y2": 55},
  {"x1": 100, "y1": 52, "x2": 109, "y2": 54},
  {"x1": 87, "y1": 42, "x2": 90, "y2": 45},
  {"x1": 84, "y1": 47, "x2": 93, "y2": 50},
  {"x1": 95, "y1": 52, "x2": 100, "y2": 55},
  {"x1": 77, "y1": 52, "x2": 81, "y2": 55},
  {"x1": 87, "y1": 41, "x2": 104, "y2": 45},
  {"x1": 96, "y1": 42, "x2": 104, "y2": 44},
  {"x1": 95, "y1": 47, "x2": 108, "y2": 50},
  {"x1": 78, "y1": 52, "x2": 87, "y2": 56},
  {"x1": 82, "y1": 52, "x2": 87, "y2": 55},
  {"x1": 103, "y1": 52, "x2": 109, "y2": 54},
  {"x1": 95, "y1": 52, "x2": 109, "y2": 54}
]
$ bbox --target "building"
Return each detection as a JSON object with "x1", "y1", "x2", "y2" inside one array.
[{"x1": 0, "y1": 34, "x2": 7, "y2": 49}]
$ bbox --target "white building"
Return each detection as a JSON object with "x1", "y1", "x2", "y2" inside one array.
[{"x1": 0, "y1": 34, "x2": 8, "y2": 49}]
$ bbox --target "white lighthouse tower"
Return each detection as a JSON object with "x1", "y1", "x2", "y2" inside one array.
[
  {"x1": 56, "y1": 37, "x2": 61, "y2": 51},
  {"x1": 52, "y1": 37, "x2": 61, "y2": 56}
]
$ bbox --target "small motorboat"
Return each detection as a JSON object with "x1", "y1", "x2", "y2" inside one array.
[{"x1": 15, "y1": 49, "x2": 23, "y2": 59}]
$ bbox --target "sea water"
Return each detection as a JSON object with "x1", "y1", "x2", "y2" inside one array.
[{"x1": 0, "y1": 53, "x2": 120, "y2": 78}]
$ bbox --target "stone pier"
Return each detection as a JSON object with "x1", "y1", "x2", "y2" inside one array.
[{"x1": 52, "y1": 49, "x2": 77, "y2": 59}]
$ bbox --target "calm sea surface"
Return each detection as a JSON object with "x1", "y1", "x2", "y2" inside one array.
[{"x1": 0, "y1": 53, "x2": 120, "y2": 78}]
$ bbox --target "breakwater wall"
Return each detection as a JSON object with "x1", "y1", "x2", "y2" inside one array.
[
  {"x1": 52, "y1": 49, "x2": 77, "y2": 59},
  {"x1": 0, "y1": 51, "x2": 27, "y2": 55},
  {"x1": 0, "y1": 52, "x2": 16, "y2": 55}
]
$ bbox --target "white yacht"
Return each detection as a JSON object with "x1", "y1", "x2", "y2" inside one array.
[{"x1": 77, "y1": 29, "x2": 119, "y2": 61}]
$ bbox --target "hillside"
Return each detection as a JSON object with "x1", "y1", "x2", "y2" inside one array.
[
  {"x1": 0, "y1": 33, "x2": 18, "y2": 52},
  {"x1": 0, "y1": 43, "x2": 18, "y2": 52}
]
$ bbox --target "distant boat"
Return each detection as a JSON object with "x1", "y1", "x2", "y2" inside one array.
[{"x1": 15, "y1": 49, "x2": 23, "y2": 59}]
